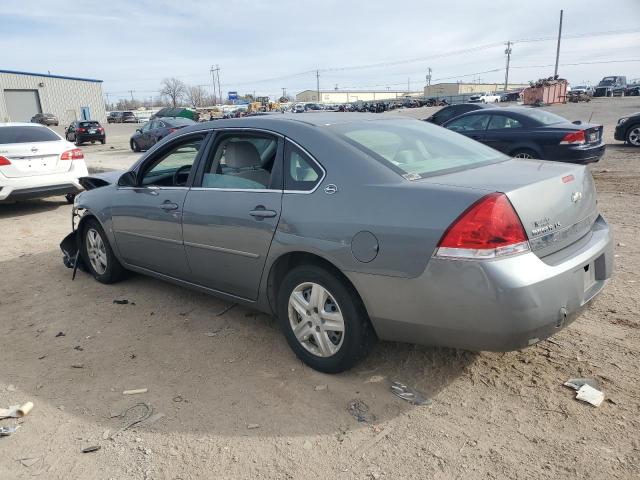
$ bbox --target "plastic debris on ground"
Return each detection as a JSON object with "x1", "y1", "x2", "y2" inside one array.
[
  {"x1": 347, "y1": 399, "x2": 376, "y2": 423},
  {"x1": 0, "y1": 402, "x2": 34, "y2": 419},
  {"x1": 564, "y1": 377, "x2": 605, "y2": 407},
  {"x1": 390, "y1": 381, "x2": 432, "y2": 406},
  {"x1": 0, "y1": 426, "x2": 20, "y2": 437}
]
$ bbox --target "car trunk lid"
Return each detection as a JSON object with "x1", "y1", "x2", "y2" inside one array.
[
  {"x1": 419, "y1": 159, "x2": 598, "y2": 258},
  {"x1": 0, "y1": 141, "x2": 72, "y2": 177}
]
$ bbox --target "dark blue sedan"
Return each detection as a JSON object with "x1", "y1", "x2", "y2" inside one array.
[
  {"x1": 443, "y1": 107, "x2": 605, "y2": 163},
  {"x1": 130, "y1": 117, "x2": 196, "y2": 152}
]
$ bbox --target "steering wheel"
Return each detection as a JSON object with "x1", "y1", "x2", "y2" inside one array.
[{"x1": 173, "y1": 164, "x2": 192, "y2": 186}]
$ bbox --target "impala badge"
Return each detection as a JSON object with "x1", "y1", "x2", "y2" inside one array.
[
  {"x1": 571, "y1": 191, "x2": 582, "y2": 203},
  {"x1": 324, "y1": 184, "x2": 338, "y2": 195}
]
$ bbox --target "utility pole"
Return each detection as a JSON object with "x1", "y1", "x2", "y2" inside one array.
[
  {"x1": 128, "y1": 90, "x2": 134, "y2": 101},
  {"x1": 504, "y1": 41, "x2": 512, "y2": 91},
  {"x1": 105, "y1": 93, "x2": 110, "y2": 109},
  {"x1": 210, "y1": 65, "x2": 217, "y2": 104},
  {"x1": 554, "y1": 9, "x2": 563, "y2": 77},
  {"x1": 407, "y1": 77, "x2": 411, "y2": 93},
  {"x1": 316, "y1": 70, "x2": 320, "y2": 102},
  {"x1": 426, "y1": 67, "x2": 432, "y2": 86},
  {"x1": 282, "y1": 87, "x2": 287, "y2": 99},
  {"x1": 216, "y1": 64, "x2": 222, "y2": 104}
]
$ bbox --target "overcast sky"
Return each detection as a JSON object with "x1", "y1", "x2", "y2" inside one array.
[{"x1": 1, "y1": 0, "x2": 639, "y2": 101}]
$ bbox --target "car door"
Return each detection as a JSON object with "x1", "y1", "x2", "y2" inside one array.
[
  {"x1": 445, "y1": 113, "x2": 491, "y2": 143},
  {"x1": 139, "y1": 121, "x2": 154, "y2": 149},
  {"x1": 181, "y1": 130, "x2": 283, "y2": 300},
  {"x1": 483, "y1": 113, "x2": 525, "y2": 154},
  {"x1": 66, "y1": 122, "x2": 75, "y2": 141},
  {"x1": 110, "y1": 132, "x2": 208, "y2": 280}
]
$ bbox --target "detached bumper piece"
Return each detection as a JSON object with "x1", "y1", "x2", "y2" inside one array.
[{"x1": 60, "y1": 231, "x2": 86, "y2": 278}]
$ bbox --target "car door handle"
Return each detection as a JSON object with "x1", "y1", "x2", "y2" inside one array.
[
  {"x1": 160, "y1": 201, "x2": 179, "y2": 211},
  {"x1": 249, "y1": 206, "x2": 277, "y2": 218}
]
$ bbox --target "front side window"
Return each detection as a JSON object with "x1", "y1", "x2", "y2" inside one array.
[
  {"x1": 140, "y1": 135, "x2": 204, "y2": 187},
  {"x1": 331, "y1": 119, "x2": 505, "y2": 178},
  {"x1": 487, "y1": 115, "x2": 523, "y2": 130},
  {"x1": 446, "y1": 114, "x2": 491, "y2": 132},
  {"x1": 285, "y1": 142, "x2": 322, "y2": 191},
  {"x1": 202, "y1": 133, "x2": 279, "y2": 190},
  {"x1": 141, "y1": 122, "x2": 152, "y2": 133}
]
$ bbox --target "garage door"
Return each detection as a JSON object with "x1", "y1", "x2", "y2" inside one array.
[{"x1": 4, "y1": 89, "x2": 42, "y2": 122}]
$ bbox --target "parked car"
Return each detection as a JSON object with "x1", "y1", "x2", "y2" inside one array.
[
  {"x1": 424, "y1": 103, "x2": 493, "y2": 126},
  {"x1": 500, "y1": 90, "x2": 523, "y2": 102},
  {"x1": 64, "y1": 120, "x2": 105, "y2": 145},
  {"x1": 593, "y1": 76, "x2": 627, "y2": 97},
  {"x1": 292, "y1": 104, "x2": 305, "y2": 113},
  {"x1": 129, "y1": 117, "x2": 196, "y2": 151},
  {"x1": 30, "y1": 113, "x2": 59, "y2": 126},
  {"x1": 569, "y1": 85, "x2": 594, "y2": 96},
  {"x1": 443, "y1": 107, "x2": 605, "y2": 163},
  {"x1": 469, "y1": 92, "x2": 501, "y2": 103},
  {"x1": 625, "y1": 81, "x2": 640, "y2": 96},
  {"x1": 614, "y1": 112, "x2": 640, "y2": 147},
  {"x1": 60, "y1": 114, "x2": 612, "y2": 373},
  {"x1": 107, "y1": 112, "x2": 122, "y2": 124},
  {"x1": 121, "y1": 111, "x2": 138, "y2": 123},
  {"x1": 0, "y1": 122, "x2": 88, "y2": 203}
]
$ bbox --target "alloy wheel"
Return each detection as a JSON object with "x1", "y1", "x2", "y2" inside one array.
[
  {"x1": 288, "y1": 282, "x2": 345, "y2": 358},
  {"x1": 514, "y1": 151, "x2": 534, "y2": 159},
  {"x1": 628, "y1": 127, "x2": 640, "y2": 146},
  {"x1": 86, "y1": 228, "x2": 108, "y2": 275}
]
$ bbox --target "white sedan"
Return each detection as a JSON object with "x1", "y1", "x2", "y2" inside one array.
[{"x1": 0, "y1": 123, "x2": 88, "y2": 203}]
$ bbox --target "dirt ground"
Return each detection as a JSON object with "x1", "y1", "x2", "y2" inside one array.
[{"x1": 1, "y1": 99, "x2": 639, "y2": 479}]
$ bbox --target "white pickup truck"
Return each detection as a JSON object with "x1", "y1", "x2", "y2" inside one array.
[{"x1": 469, "y1": 92, "x2": 501, "y2": 103}]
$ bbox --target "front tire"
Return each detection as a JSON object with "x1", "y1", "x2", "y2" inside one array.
[
  {"x1": 81, "y1": 219, "x2": 125, "y2": 284},
  {"x1": 626, "y1": 125, "x2": 640, "y2": 147},
  {"x1": 277, "y1": 265, "x2": 375, "y2": 373},
  {"x1": 130, "y1": 139, "x2": 140, "y2": 152}
]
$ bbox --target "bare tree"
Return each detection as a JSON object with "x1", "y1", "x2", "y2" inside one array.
[
  {"x1": 160, "y1": 78, "x2": 186, "y2": 108},
  {"x1": 186, "y1": 85, "x2": 206, "y2": 109}
]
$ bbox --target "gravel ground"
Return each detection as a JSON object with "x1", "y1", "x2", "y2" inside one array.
[{"x1": 0, "y1": 98, "x2": 638, "y2": 480}]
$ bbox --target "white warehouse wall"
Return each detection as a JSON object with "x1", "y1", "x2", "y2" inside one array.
[{"x1": 0, "y1": 71, "x2": 106, "y2": 124}]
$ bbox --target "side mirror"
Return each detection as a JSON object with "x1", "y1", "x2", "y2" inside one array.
[
  {"x1": 117, "y1": 171, "x2": 137, "y2": 187},
  {"x1": 572, "y1": 120, "x2": 582, "y2": 125},
  {"x1": 136, "y1": 128, "x2": 142, "y2": 134}
]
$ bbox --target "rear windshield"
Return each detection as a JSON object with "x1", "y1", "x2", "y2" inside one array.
[
  {"x1": 521, "y1": 109, "x2": 567, "y2": 125},
  {"x1": 0, "y1": 126, "x2": 60, "y2": 144},
  {"x1": 165, "y1": 117, "x2": 196, "y2": 126},
  {"x1": 79, "y1": 121, "x2": 100, "y2": 127},
  {"x1": 330, "y1": 119, "x2": 506, "y2": 179},
  {"x1": 122, "y1": 112, "x2": 135, "y2": 116}
]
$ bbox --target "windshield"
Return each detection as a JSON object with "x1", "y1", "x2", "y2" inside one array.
[
  {"x1": 330, "y1": 119, "x2": 506, "y2": 179},
  {"x1": 521, "y1": 109, "x2": 567, "y2": 125},
  {"x1": 599, "y1": 77, "x2": 616, "y2": 86}
]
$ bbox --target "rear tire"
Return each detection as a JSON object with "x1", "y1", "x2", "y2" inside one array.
[
  {"x1": 130, "y1": 140, "x2": 140, "y2": 152},
  {"x1": 81, "y1": 218, "x2": 126, "y2": 284},
  {"x1": 75, "y1": 138, "x2": 83, "y2": 146},
  {"x1": 626, "y1": 125, "x2": 640, "y2": 147},
  {"x1": 511, "y1": 148, "x2": 538, "y2": 159},
  {"x1": 277, "y1": 264, "x2": 376, "y2": 373}
]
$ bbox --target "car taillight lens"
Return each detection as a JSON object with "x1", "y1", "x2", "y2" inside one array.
[
  {"x1": 98, "y1": 127, "x2": 104, "y2": 132},
  {"x1": 0, "y1": 155, "x2": 11, "y2": 166},
  {"x1": 168, "y1": 128, "x2": 177, "y2": 133},
  {"x1": 560, "y1": 130, "x2": 585, "y2": 145},
  {"x1": 60, "y1": 148, "x2": 84, "y2": 161},
  {"x1": 77, "y1": 127, "x2": 86, "y2": 133},
  {"x1": 435, "y1": 192, "x2": 530, "y2": 259}
]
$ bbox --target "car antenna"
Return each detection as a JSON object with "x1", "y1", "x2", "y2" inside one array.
[{"x1": 588, "y1": 111, "x2": 594, "y2": 123}]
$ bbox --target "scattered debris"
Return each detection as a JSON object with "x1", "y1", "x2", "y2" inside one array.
[
  {"x1": 204, "y1": 332, "x2": 217, "y2": 337},
  {"x1": 55, "y1": 332, "x2": 65, "y2": 337},
  {"x1": 347, "y1": 399, "x2": 376, "y2": 423},
  {"x1": 143, "y1": 412, "x2": 166, "y2": 426},
  {"x1": 74, "y1": 345, "x2": 84, "y2": 351},
  {"x1": 216, "y1": 303, "x2": 237, "y2": 316},
  {"x1": 6, "y1": 384, "x2": 16, "y2": 392},
  {"x1": 314, "y1": 384, "x2": 328, "y2": 391},
  {"x1": 123, "y1": 388, "x2": 148, "y2": 395},
  {"x1": 38, "y1": 355, "x2": 47, "y2": 360},
  {"x1": 113, "y1": 299, "x2": 128, "y2": 304},
  {"x1": 365, "y1": 375, "x2": 385, "y2": 383},
  {"x1": 247, "y1": 423, "x2": 260, "y2": 429},
  {"x1": 0, "y1": 402, "x2": 34, "y2": 419},
  {"x1": 617, "y1": 242, "x2": 626, "y2": 247},
  {"x1": 0, "y1": 426, "x2": 20, "y2": 437},
  {"x1": 108, "y1": 402, "x2": 153, "y2": 439},
  {"x1": 172, "y1": 395, "x2": 184, "y2": 403},
  {"x1": 390, "y1": 381, "x2": 432, "y2": 406},
  {"x1": 71, "y1": 363, "x2": 85, "y2": 369},
  {"x1": 303, "y1": 440, "x2": 313, "y2": 450},
  {"x1": 81, "y1": 446, "x2": 101, "y2": 453},
  {"x1": 564, "y1": 378, "x2": 605, "y2": 407},
  {"x1": 17, "y1": 456, "x2": 43, "y2": 468},
  {"x1": 102, "y1": 429, "x2": 111, "y2": 440}
]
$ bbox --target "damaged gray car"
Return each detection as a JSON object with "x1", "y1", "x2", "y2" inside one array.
[{"x1": 61, "y1": 114, "x2": 613, "y2": 373}]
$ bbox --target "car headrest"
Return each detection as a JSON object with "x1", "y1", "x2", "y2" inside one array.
[{"x1": 225, "y1": 141, "x2": 260, "y2": 169}]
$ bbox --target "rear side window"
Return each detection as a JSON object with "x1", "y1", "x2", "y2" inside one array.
[
  {"x1": 0, "y1": 126, "x2": 60, "y2": 144},
  {"x1": 284, "y1": 142, "x2": 322, "y2": 191},
  {"x1": 331, "y1": 119, "x2": 505, "y2": 179},
  {"x1": 446, "y1": 114, "x2": 491, "y2": 132},
  {"x1": 487, "y1": 115, "x2": 523, "y2": 129}
]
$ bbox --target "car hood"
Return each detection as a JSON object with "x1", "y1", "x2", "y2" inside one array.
[{"x1": 78, "y1": 170, "x2": 124, "y2": 190}]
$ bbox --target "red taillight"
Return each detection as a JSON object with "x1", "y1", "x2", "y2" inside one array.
[
  {"x1": 77, "y1": 127, "x2": 86, "y2": 133},
  {"x1": 435, "y1": 192, "x2": 529, "y2": 259},
  {"x1": 98, "y1": 127, "x2": 104, "y2": 132},
  {"x1": 60, "y1": 148, "x2": 84, "y2": 161},
  {"x1": 0, "y1": 155, "x2": 11, "y2": 166},
  {"x1": 168, "y1": 128, "x2": 177, "y2": 133},
  {"x1": 560, "y1": 130, "x2": 585, "y2": 145}
]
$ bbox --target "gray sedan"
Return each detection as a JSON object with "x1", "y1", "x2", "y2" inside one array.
[{"x1": 60, "y1": 114, "x2": 613, "y2": 373}]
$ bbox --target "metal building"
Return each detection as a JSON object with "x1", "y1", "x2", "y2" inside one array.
[
  {"x1": 0, "y1": 69, "x2": 106, "y2": 124},
  {"x1": 296, "y1": 89, "x2": 419, "y2": 103},
  {"x1": 424, "y1": 82, "x2": 530, "y2": 97}
]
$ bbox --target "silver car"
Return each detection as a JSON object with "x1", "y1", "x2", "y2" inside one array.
[{"x1": 60, "y1": 114, "x2": 613, "y2": 373}]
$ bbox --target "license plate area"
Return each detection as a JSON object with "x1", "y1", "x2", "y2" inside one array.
[
  {"x1": 88, "y1": 129, "x2": 96, "y2": 134},
  {"x1": 583, "y1": 262, "x2": 596, "y2": 292}
]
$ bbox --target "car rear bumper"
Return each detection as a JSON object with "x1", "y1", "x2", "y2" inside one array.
[
  {"x1": 349, "y1": 214, "x2": 613, "y2": 351},
  {"x1": 546, "y1": 142, "x2": 605, "y2": 164},
  {"x1": 77, "y1": 134, "x2": 105, "y2": 142},
  {"x1": 0, "y1": 162, "x2": 88, "y2": 201}
]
